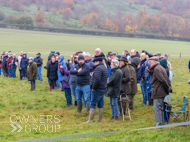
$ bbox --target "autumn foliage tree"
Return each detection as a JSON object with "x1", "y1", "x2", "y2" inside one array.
[{"x1": 35, "y1": 10, "x2": 45, "y2": 23}]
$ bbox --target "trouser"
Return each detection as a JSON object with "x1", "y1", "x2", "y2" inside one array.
[
  {"x1": 19, "y1": 69, "x2": 22, "y2": 80},
  {"x1": 140, "y1": 80, "x2": 148, "y2": 105},
  {"x1": 37, "y1": 66, "x2": 43, "y2": 81},
  {"x1": 76, "y1": 85, "x2": 90, "y2": 105},
  {"x1": 118, "y1": 94, "x2": 127, "y2": 115},
  {"x1": 64, "y1": 88, "x2": 72, "y2": 106},
  {"x1": 49, "y1": 79, "x2": 57, "y2": 88},
  {"x1": 127, "y1": 94, "x2": 134, "y2": 110},
  {"x1": 90, "y1": 89, "x2": 107, "y2": 109},
  {"x1": 30, "y1": 81, "x2": 35, "y2": 85},
  {"x1": 164, "y1": 102, "x2": 171, "y2": 123},
  {"x1": 0, "y1": 68, "x2": 1, "y2": 75},
  {"x1": 20, "y1": 68, "x2": 27, "y2": 78},
  {"x1": 70, "y1": 84, "x2": 77, "y2": 102},
  {"x1": 8, "y1": 68, "x2": 12, "y2": 77},
  {"x1": 56, "y1": 80, "x2": 61, "y2": 88},
  {"x1": 3, "y1": 66, "x2": 8, "y2": 77},
  {"x1": 12, "y1": 68, "x2": 17, "y2": 78},
  {"x1": 110, "y1": 97, "x2": 119, "y2": 117},
  {"x1": 153, "y1": 98, "x2": 164, "y2": 126}
]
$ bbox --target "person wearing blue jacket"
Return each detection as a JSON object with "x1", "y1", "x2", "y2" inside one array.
[
  {"x1": 10, "y1": 54, "x2": 17, "y2": 78},
  {"x1": 57, "y1": 55, "x2": 66, "y2": 89},
  {"x1": 137, "y1": 53, "x2": 148, "y2": 105},
  {"x1": 85, "y1": 53, "x2": 94, "y2": 73},
  {"x1": 20, "y1": 54, "x2": 29, "y2": 80}
]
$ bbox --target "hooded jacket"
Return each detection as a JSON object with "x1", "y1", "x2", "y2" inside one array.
[
  {"x1": 28, "y1": 61, "x2": 37, "y2": 81},
  {"x1": 57, "y1": 55, "x2": 66, "y2": 82},
  {"x1": 20, "y1": 54, "x2": 29, "y2": 69}
]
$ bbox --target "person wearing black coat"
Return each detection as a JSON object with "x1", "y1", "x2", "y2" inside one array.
[
  {"x1": 86, "y1": 57, "x2": 108, "y2": 123},
  {"x1": 36, "y1": 53, "x2": 43, "y2": 81},
  {"x1": 20, "y1": 54, "x2": 29, "y2": 80},
  {"x1": 47, "y1": 57, "x2": 58, "y2": 91},
  {"x1": 2, "y1": 52, "x2": 8, "y2": 77},
  {"x1": 106, "y1": 60, "x2": 123, "y2": 120},
  {"x1": 130, "y1": 49, "x2": 141, "y2": 75},
  {"x1": 70, "y1": 55, "x2": 91, "y2": 113}
]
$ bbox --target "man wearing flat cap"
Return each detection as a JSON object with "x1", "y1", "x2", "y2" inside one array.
[
  {"x1": 148, "y1": 57, "x2": 171, "y2": 126},
  {"x1": 86, "y1": 57, "x2": 108, "y2": 123},
  {"x1": 153, "y1": 52, "x2": 162, "y2": 60},
  {"x1": 118, "y1": 57, "x2": 131, "y2": 116},
  {"x1": 28, "y1": 57, "x2": 37, "y2": 91}
]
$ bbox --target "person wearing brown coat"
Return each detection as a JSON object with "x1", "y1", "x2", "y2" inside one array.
[
  {"x1": 27, "y1": 57, "x2": 37, "y2": 91},
  {"x1": 118, "y1": 57, "x2": 131, "y2": 116},
  {"x1": 127, "y1": 60, "x2": 137, "y2": 111},
  {"x1": 149, "y1": 57, "x2": 171, "y2": 126}
]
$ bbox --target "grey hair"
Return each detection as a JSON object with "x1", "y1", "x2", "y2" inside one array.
[
  {"x1": 85, "y1": 53, "x2": 92, "y2": 58},
  {"x1": 112, "y1": 60, "x2": 119, "y2": 67},
  {"x1": 95, "y1": 48, "x2": 101, "y2": 52},
  {"x1": 162, "y1": 54, "x2": 168, "y2": 59}
]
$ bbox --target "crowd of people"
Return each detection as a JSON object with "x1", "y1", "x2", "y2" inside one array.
[{"x1": 0, "y1": 49, "x2": 174, "y2": 126}]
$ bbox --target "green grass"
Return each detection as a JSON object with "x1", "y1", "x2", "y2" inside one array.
[{"x1": 0, "y1": 28, "x2": 190, "y2": 141}]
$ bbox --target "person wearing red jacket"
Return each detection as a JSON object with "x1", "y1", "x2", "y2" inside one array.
[{"x1": 7, "y1": 52, "x2": 13, "y2": 77}]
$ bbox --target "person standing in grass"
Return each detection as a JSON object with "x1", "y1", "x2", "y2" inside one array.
[
  {"x1": 137, "y1": 53, "x2": 149, "y2": 105},
  {"x1": 20, "y1": 54, "x2": 29, "y2": 80},
  {"x1": 69, "y1": 55, "x2": 78, "y2": 106},
  {"x1": 106, "y1": 60, "x2": 122, "y2": 120},
  {"x1": 129, "y1": 49, "x2": 141, "y2": 75},
  {"x1": 70, "y1": 55, "x2": 91, "y2": 113},
  {"x1": 118, "y1": 57, "x2": 131, "y2": 116},
  {"x1": 47, "y1": 57, "x2": 58, "y2": 92},
  {"x1": 2, "y1": 52, "x2": 8, "y2": 77},
  {"x1": 18, "y1": 51, "x2": 24, "y2": 80},
  {"x1": 10, "y1": 54, "x2": 17, "y2": 78},
  {"x1": 127, "y1": 60, "x2": 137, "y2": 111},
  {"x1": 0, "y1": 57, "x2": 2, "y2": 76},
  {"x1": 36, "y1": 53, "x2": 43, "y2": 81},
  {"x1": 7, "y1": 52, "x2": 13, "y2": 77},
  {"x1": 57, "y1": 55, "x2": 66, "y2": 89},
  {"x1": 60, "y1": 67, "x2": 72, "y2": 106},
  {"x1": 27, "y1": 57, "x2": 37, "y2": 91},
  {"x1": 86, "y1": 57, "x2": 108, "y2": 123},
  {"x1": 149, "y1": 57, "x2": 171, "y2": 126}
]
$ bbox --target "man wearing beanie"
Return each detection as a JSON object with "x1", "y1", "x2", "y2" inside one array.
[
  {"x1": 28, "y1": 57, "x2": 37, "y2": 91},
  {"x1": 149, "y1": 57, "x2": 171, "y2": 126},
  {"x1": 70, "y1": 55, "x2": 91, "y2": 113}
]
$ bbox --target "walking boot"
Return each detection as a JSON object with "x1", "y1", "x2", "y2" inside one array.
[
  {"x1": 54, "y1": 86, "x2": 57, "y2": 90},
  {"x1": 114, "y1": 116, "x2": 119, "y2": 120},
  {"x1": 86, "y1": 104, "x2": 90, "y2": 113},
  {"x1": 85, "y1": 108, "x2": 95, "y2": 123},
  {"x1": 49, "y1": 86, "x2": 52, "y2": 92},
  {"x1": 96, "y1": 108, "x2": 104, "y2": 122},
  {"x1": 75, "y1": 101, "x2": 77, "y2": 106},
  {"x1": 77, "y1": 104, "x2": 82, "y2": 113},
  {"x1": 31, "y1": 84, "x2": 34, "y2": 91}
]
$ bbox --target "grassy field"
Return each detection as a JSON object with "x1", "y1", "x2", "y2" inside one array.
[{"x1": 0, "y1": 28, "x2": 190, "y2": 141}]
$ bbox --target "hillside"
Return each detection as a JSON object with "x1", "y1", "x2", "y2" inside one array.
[{"x1": 0, "y1": 0, "x2": 190, "y2": 38}]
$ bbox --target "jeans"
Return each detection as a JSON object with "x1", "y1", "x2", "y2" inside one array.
[
  {"x1": 0, "y1": 68, "x2": 1, "y2": 75},
  {"x1": 64, "y1": 88, "x2": 72, "y2": 106},
  {"x1": 164, "y1": 102, "x2": 171, "y2": 123},
  {"x1": 76, "y1": 85, "x2": 90, "y2": 105},
  {"x1": 70, "y1": 84, "x2": 77, "y2": 102},
  {"x1": 140, "y1": 80, "x2": 148, "y2": 105},
  {"x1": 110, "y1": 97, "x2": 119, "y2": 117},
  {"x1": 90, "y1": 89, "x2": 107, "y2": 109},
  {"x1": 19, "y1": 69, "x2": 22, "y2": 79},
  {"x1": 12, "y1": 68, "x2": 16, "y2": 78},
  {"x1": 31, "y1": 81, "x2": 35, "y2": 85},
  {"x1": 8, "y1": 68, "x2": 12, "y2": 77},
  {"x1": 37, "y1": 66, "x2": 43, "y2": 81},
  {"x1": 56, "y1": 80, "x2": 61, "y2": 88}
]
